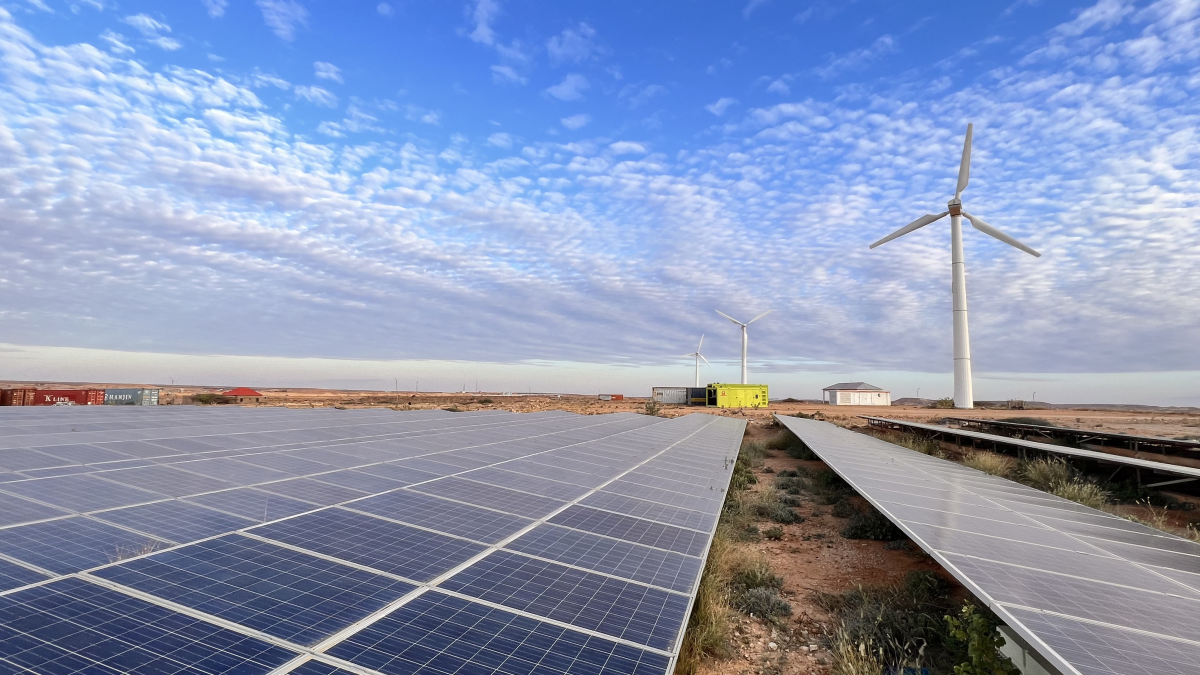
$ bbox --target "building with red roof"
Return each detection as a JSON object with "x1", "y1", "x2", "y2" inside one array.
[{"x1": 222, "y1": 387, "x2": 264, "y2": 404}]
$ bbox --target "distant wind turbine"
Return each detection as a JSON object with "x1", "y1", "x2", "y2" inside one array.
[
  {"x1": 869, "y1": 123, "x2": 1040, "y2": 409},
  {"x1": 715, "y1": 310, "x2": 773, "y2": 385},
  {"x1": 682, "y1": 334, "x2": 711, "y2": 387}
]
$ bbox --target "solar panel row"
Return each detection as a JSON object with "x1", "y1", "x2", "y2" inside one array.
[
  {"x1": 776, "y1": 415, "x2": 1200, "y2": 675},
  {"x1": 0, "y1": 406, "x2": 745, "y2": 675}
]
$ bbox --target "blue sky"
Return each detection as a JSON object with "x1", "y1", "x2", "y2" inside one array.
[{"x1": 0, "y1": 0, "x2": 1198, "y2": 402}]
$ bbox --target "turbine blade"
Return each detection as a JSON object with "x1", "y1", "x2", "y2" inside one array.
[
  {"x1": 869, "y1": 212, "x2": 948, "y2": 249},
  {"x1": 956, "y1": 123, "x2": 972, "y2": 198},
  {"x1": 699, "y1": 354, "x2": 711, "y2": 367},
  {"x1": 715, "y1": 310, "x2": 743, "y2": 326},
  {"x1": 962, "y1": 211, "x2": 1041, "y2": 257},
  {"x1": 747, "y1": 309, "x2": 773, "y2": 324},
  {"x1": 697, "y1": 334, "x2": 704, "y2": 351}
]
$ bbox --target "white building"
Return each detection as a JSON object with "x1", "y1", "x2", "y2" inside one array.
[{"x1": 823, "y1": 382, "x2": 891, "y2": 406}]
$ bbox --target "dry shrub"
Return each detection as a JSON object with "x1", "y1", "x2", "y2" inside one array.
[
  {"x1": 830, "y1": 630, "x2": 885, "y2": 675},
  {"x1": 1050, "y1": 480, "x2": 1109, "y2": 509},
  {"x1": 676, "y1": 528, "x2": 735, "y2": 675},
  {"x1": 1020, "y1": 457, "x2": 1075, "y2": 491},
  {"x1": 962, "y1": 451, "x2": 1017, "y2": 479}
]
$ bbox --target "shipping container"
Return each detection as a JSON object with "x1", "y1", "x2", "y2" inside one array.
[
  {"x1": 706, "y1": 383, "x2": 769, "y2": 408},
  {"x1": 597, "y1": 394, "x2": 625, "y2": 401},
  {"x1": 687, "y1": 387, "x2": 708, "y2": 406},
  {"x1": 32, "y1": 389, "x2": 105, "y2": 406},
  {"x1": 1, "y1": 389, "x2": 37, "y2": 406},
  {"x1": 104, "y1": 388, "x2": 161, "y2": 406},
  {"x1": 651, "y1": 387, "x2": 689, "y2": 405}
]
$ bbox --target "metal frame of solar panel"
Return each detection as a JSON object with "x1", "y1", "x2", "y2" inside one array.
[
  {"x1": 776, "y1": 415, "x2": 1200, "y2": 675},
  {"x1": 861, "y1": 416, "x2": 1200, "y2": 481},
  {"x1": 0, "y1": 405, "x2": 745, "y2": 675}
]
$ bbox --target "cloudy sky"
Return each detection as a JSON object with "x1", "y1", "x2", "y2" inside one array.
[{"x1": 0, "y1": 0, "x2": 1198, "y2": 402}]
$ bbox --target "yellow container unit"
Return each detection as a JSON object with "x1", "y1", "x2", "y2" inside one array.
[{"x1": 706, "y1": 384, "x2": 769, "y2": 408}]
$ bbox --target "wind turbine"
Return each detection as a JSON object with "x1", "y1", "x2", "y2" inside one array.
[
  {"x1": 682, "y1": 335, "x2": 711, "y2": 387},
  {"x1": 715, "y1": 310, "x2": 773, "y2": 385},
  {"x1": 869, "y1": 123, "x2": 1040, "y2": 409}
]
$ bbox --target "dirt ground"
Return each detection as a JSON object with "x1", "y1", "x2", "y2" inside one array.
[{"x1": 697, "y1": 420, "x2": 967, "y2": 675}]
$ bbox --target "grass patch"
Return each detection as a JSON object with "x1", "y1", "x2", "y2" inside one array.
[
  {"x1": 477, "y1": 398, "x2": 494, "y2": 404},
  {"x1": 962, "y1": 451, "x2": 1017, "y2": 479},
  {"x1": 763, "y1": 526, "x2": 783, "y2": 540},
  {"x1": 1019, "y1": 457, "x2": 1074, "y2": 491},
  {"x1": 1049, "y1": 480, "x2": 1109, "y2": 509}
]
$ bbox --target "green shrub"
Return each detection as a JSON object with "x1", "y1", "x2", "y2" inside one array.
[
  {"x1": 884, "y1": 539, "x2": 912, "y2": 552},
  {"x1": 763, "y1": 526, "x2": 784, "y2": 540},
  {"x1": 934, "y1": 397, "x2": 955, "y2": 408},
  {"x1": 477, "y1": 398, "x2": 494, "y2": 404},
  {"x1": 735, "y1": 587, "x2": 792, "y2": 620},
  {"x1": 842, "y1": 511, "x2": 903, "y2": 540},
  {"x1": 730, "y1": 560, "x2": 783, "y2": 594},
  {"x1": 643, "y1": 400, "x2": 663, "y2": 417},
  {"x1": 945, "y1": 604, "x2": 1020, "y2": 675},
  {"x1": 780, "y1": 494, "x2": 803, "y2": 507},
  {"x1": 192, "y1": 393, "x2": 230, "y2": 405},
  {"x1": 831, "y1": 499, "x2": 859, "y2": 518}
]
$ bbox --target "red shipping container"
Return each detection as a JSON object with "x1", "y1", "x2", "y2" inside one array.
[
  {"x1": 1, "y1": 389, "x2": 37, "y2": 406},
  {"x1": 32, "y1": 389, "x2": 105, "y2": 406}
]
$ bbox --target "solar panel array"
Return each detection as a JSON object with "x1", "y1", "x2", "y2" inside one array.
[
  {"x1": 777, "y1": 415, "x2": 1200, "y2": 675},
  {"x1": 0, "y1": 406, "x2": 744, "y2": 674},
  {"x1": 862, "y1": 416, "x2": 1200, "y2": 481}
]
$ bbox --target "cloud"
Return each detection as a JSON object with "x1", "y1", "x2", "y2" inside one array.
[
  {"x1": 560, "y1": 114, "x2": 591, "y2": 130},
  {"x1": 468, "y1": 0, "x2": 499, "y2": 45},
  {"x1": 376, "y1": 2, "x2": 393, "y2": 16},
  {"x1": 257, "y1": 0, "x2": 308, "y2": 41},
  {"x1": 100, "y1": 30, "x2": 134, "y2": 54},
  {"x1": 705, "y1": 97, "x2": 738, "y2": 115},
  {"x1": 618, "y1": 83, "x2": 666, "y2": 109},
  {"x1": 609, "y1": 141, "x2": 646, "y2": 155},
  {"x1": 294, "y1": 85, "x2": 338, "y2": 107},
  {"x1": 814, "y1": 34, "x2": 896, "y2": 78},
  {"x1": 744, "y1": 0, "x2": 770, "y2": 18},
  {"x1": 547, "y1": 23, "x2": 599, "y2": 66},
  {"x1": 314, "y1": 61, "x2": 342, "y2": 83},
  {"x1": 121, "y1": 14, "x2": 170, "y2": 36},
  {"x1": 545, "y1": 73, "x2": 589, "y2": 101},
  {"x1": 487, "y1": 132, "x2": 513, "y2": 148},
  {"x1": 705, "y1": 58, "x2": 732, "y2": 75},
  {"x1": 202, "y1": 0, "x2": 228, "y2": 18},
  {"x1": 490, "y1": 64, "x2": 527, "y2": 85},
  {"x1": 149, "y1": 36, "x2": 182, "y2": 51},
  {"x1": 766, "y1": 77, "x2": 791, "y2": 94}
]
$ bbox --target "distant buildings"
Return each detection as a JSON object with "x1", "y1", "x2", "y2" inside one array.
[
  {"x1": 222, "y1": 387, "x2": 264, "y2": 404},
  {"x1": 822, "y1": 382, "x2": 890, "y2": 406}
]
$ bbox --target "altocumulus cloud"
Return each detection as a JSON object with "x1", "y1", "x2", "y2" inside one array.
[{"x1": 0, "y1": 3, "x2": 1197, "y2": 376}]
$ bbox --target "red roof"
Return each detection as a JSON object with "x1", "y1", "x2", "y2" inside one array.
[{"x1": 222, "y1": 387, "x2": 263, "y2": 396}]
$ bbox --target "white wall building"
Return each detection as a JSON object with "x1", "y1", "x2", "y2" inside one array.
[
  {"x1": 823, "y1": 382, "x2": 891, "y2": 406},
  {"x1": 651, "y1": 387, "x2": 689, "y2": 405}
]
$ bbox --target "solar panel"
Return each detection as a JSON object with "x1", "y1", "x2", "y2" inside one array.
[
  {"x1": 776, "y1": 415, "x2": 1200, "y2": 675},
  {"x1": 0, "y1": 558, "x2": 47, "y2": 592},
  {"x1": 0, "y1": 491, "x2": 71, "y2": 527},
  {"x1": 93, "y1": 534, "x2": 417, "y2": 645},
  {"x1": 0, "y1": 407, "x2": 747, "y2": 675},
  {"x1": 0, "y1": 473, "x2": 165, "y2": 512},
  {"x1": 0, "y1": 577, "x2": 298, "y2": 673},
  {"x1": 324, "y1": 590, "x2": 671, "y2": 675}
]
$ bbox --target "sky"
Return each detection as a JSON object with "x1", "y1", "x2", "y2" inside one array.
[{"x1": 0, "y1": 0, "x2": 1198, "y2": 403}]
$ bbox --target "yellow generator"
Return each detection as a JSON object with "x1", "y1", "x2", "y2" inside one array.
[{"x1": 706, "y1": 384, "x2": 769, "y2": 408}]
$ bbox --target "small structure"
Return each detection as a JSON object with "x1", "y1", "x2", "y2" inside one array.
[
  {"x1": 222, "y1": 387, "x2": 264, "y2": 404},
  {"x1": 687, "y1": 387, "x2": 708, "y2": 406},
  {"x1": 32, "y1": 389, "x2": 105, "y2": 406},
  {"x1": 651, "y1": 387, "x2": 689, "y2": 405},
  {"x1": 823, "y1": 382, "x2": 891, "y2": 406},
  {"x1": 105, "y1": 388, "x2": 160, "y2": 406},
  {"x1": 0, "y1": 389, "x2": 36, "y2": 406},
  {"x1": 707, "y1": 383, "x2": 768, "y2": 408},
  {"x1": 597, "y1": 394, "x2": 624, "y2": 401}
]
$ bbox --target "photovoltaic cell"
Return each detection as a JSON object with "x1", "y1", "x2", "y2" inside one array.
[
  {"x1": 97, "y1": 464, "x2": 241, "y2": 497},
  {"x1": 0, "y1": 516, "x2": 170, "y2": 574},
  {"x1": 442, "y1": 550, "x2": 689, "y2": 650},
  {"x1": 410, "y1": 476, "x2": 567, "y2": 519},
  {"x1": 506, "y1": 524, "x2": 702, "y2": 593},
  {"x1": 0, "y1": 558, "x2": 47, "y2": 592},
  {"x1": 258, "y1": 478, "x2": 367, "y2": 506},
  {"x1": 459, "y1": 467, "x2": 592, "y2": 501},
  {"x1": 549, "y1": 506, "x2": 707, "y2": 556},
  {"x1": 0, "y1": 490, "x2": 71, "y2": 527},
  {"x1": 250, "y1": 507, "x2": 486, "y2": 582},
  {"x1": 0, "y1": 473, "x2": 165, "y2": 512},
  {"x1": 325, "y1": 590, "x2": 671, "y2": 675},
  {"x1": 172, "y1": 458, "x2": 294, "y2": 485},
  {"x1": 349, "y1": 490, "x2": 533, "y2": 544},
  {"x1": 184, "y1": 487, "x2": 317, "y2": 523},
  {"x1": 579, "y1": 492, "x2": 716, "y2": 532},
  {"x1": 288, "y1": 661, "x2": 358, "y2": 675},
  {"x1": 312, "y1": 469, "x2": 407, "y2": 494},
  {"x1": 0, "y1": 577, "x2": 297, "y2": 674},
  {"x1": 93, "y1": 535, "x2": 417, "y2": 645},
  {"x1": 92, "y1": 500, "x2": 256, "y2": 544},
  {"x1": 352, "y1": 462, "x2": 442, "y2": 485}
]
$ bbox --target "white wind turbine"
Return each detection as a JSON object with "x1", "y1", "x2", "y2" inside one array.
[
  {"x1": 715, "y1": 310, "x2": 773, "y2": 385},
  {"x1": 870, "y1": 123, "x2": 1040, "y2": 409},
  {"x1": 682, "y1": 335, "x2": 711, "y2": 388}
]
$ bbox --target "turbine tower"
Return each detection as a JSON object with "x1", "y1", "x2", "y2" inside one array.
[
  {"x1": 870, "y1": 123, "x2": 1040, "y2": 409},
  {"x1": 715, "y1": 310, "x2": 772, "y2": 385},
  {"x1": 682, "y1": 335, "x2": 711, "y2": 387}
]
